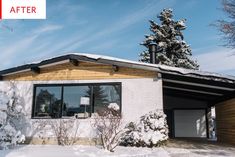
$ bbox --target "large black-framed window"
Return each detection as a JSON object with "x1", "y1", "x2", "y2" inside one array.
[{"x1": 32, "y1": 83, "x2": 121, "y2": 119}]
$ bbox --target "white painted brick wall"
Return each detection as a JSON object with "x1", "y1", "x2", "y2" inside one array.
[{"x1": 0, "y1": 78, "x2": 163, "y2": 138}]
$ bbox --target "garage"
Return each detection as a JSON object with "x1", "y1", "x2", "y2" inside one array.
[
  {"x1": 161, "y1": 72, "x2": 235, "y2": 141},
  {"x1": 174, "y1": 109, "x2": 207, "y2": 138},
  {"x1": 163, "y1": 95, "x2": 209, "y2": 138}
]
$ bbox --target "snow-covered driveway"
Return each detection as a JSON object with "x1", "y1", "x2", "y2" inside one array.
[
  {"x1": 1, "y1": 140, "x2": 235, "y2": 157},
  {"x1": 164, "y1": 139, "x2": 235, "y2": 157}
]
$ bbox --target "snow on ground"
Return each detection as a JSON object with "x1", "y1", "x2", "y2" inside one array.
[
  {"x1": 1, "y1": 143, "x2": 235, "y2": 157},
  {"x1": 164, "y1": 147, "x2": 235, "y2": 157},
  {"x1": 0, "y1": 145, "x2": 168, "y2": 157}
]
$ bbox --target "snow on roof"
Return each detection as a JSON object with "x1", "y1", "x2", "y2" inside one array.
[
  {"x1": 71, "y1": 53, "x2": 235, "y2": 83},
  {"x1": 1, "y1": 52, "x2": 235, "y2": 83}
]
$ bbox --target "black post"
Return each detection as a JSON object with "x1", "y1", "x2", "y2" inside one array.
[{"x1": 148, "y1": 43, "x2": 157, "y2": 64}]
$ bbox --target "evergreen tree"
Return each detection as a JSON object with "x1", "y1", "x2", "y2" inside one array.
[
  {"x1": 93, "y1": 86, "x2": 108, "y2": 107},
  {"x1": 139, "y1": 9, "x2": 199, "y2": 70},
  {"x1": 86, "y1": 86, "x2": 108, "y2": 111}
]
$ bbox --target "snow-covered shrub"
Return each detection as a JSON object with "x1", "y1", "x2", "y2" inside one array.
[
  {"x1": 31, "y1": 119, "x2": 52, "y2": 144},
  {"x1": 32, "y1": 117, "x2": 80, "y2": 146},
  {"x1": 91, "y1": 103, "x2": 124, "y2": 152},
  {"x1": 0, "y1": 82, "x2": 26, "y2": 149},
  {"x1": 49, "y1": 118, "x2": 80, "y2": 146},
  {"x1": 121, "y1": 110, "x2": 168, "y2": 147}
]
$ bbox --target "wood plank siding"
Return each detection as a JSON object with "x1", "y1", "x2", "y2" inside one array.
[
  {"x1": 216, "y1": 98, "x2": 235, "y2": 145},
  {"x1": 3, "y1": 62, "x2": 157, "y2": 81}
]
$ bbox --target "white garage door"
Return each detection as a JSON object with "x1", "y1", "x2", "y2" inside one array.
[{"x1": 174, "y1": 110, "x2": 207, "y2": 138}]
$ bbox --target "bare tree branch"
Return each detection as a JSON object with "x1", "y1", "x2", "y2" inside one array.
[{"x1": 91, "y1": 107, "x2": 125, "y2": 152}]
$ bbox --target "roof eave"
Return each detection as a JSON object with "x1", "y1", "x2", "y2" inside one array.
[{"x1": 0, "y1": 53, "x2": 235, "y2": 85}]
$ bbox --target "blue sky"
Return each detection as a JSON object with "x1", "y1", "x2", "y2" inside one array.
[{"x1": 1, "y1": 0, "x2": 235, "y2": 75}]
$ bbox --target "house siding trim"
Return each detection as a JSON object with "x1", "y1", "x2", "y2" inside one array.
[{"x1": 2, "y1": 62, "x2": 157, "y2": 81}]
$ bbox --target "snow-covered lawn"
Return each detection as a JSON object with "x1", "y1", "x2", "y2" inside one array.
[
  {"x1": 0, "y1": 145, "x2": 168, "y2": 157},
  {"x1": 1, "y1": 142, "x2": 235, "y2": 157}
]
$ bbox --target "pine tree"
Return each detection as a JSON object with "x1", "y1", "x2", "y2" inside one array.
[
  {"x1": 139, "y1": 9, "x2": 199, "y2": 70},
  {"x1": 93, "y1": 86, "x2": 108, "y2": 110},
  {"x1": 86, "y1": 86, "x2": 108, "y2": 112}
]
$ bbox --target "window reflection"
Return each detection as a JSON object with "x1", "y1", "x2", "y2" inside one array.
[
  {"x1": 63, "y1": 86, "x2": 91, "y2": 117},
  {"x1": 34, "y1": 87, "x2": 61, "y2": 118},
  {"x1": 93, "y1": 85, "x2": 121, "y2": 112},
  {"x1": 33, "y1": 83, "x2": 121, "y2": 118}
]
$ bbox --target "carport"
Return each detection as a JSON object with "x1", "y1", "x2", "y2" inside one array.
[{"x1": 158, "y1": 70, "x2": 235, "y2": 143}]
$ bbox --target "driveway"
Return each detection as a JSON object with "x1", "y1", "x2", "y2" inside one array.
[{"x1": 164, "y1": 139, "x2": 235, "y2": 157}]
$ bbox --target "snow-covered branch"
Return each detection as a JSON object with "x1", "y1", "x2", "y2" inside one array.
[
  {"x1": 91, "y1": 103, "x2": 124, "y2": 152},
  {"x1": 139, "y1": 8, "x2": 199, "y2": 70},
  {"x1": 0, "y1": 82, "x2": 26, "y2": 149}
]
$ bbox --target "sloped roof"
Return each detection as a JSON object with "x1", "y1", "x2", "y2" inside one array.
[{"x1": 0, "y1": 53, "x2": 235, "y2": 84}]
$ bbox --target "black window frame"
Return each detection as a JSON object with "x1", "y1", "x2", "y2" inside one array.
[{"x1": 32, "y1": 82, "x2": 122, "y2": 119}]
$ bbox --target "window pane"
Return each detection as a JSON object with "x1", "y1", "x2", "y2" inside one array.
[
  {"x1": 34, "y1": 87, "x2": 62, "y2": 118},
  {"x1": 63, "y1": 86, "x2": 91, "y2": 117},
  {"x1": 93, "y1": 85, "x2": 121, "y2": 112}
]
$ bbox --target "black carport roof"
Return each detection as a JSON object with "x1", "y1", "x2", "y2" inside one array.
[{"x1": 162, "y1": 73, "x2": 235, "y2": 104}]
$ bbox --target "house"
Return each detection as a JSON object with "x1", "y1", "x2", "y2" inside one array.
[{"x1": 0, "y1": 51, "x2": 235, "y2": 145}]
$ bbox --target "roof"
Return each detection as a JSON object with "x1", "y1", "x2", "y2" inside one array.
[
  {"x1": 0, "y1": 53, "x2": 235, "y2": 83},
  {"x1": 0, "y1": 53, "x2": 235, "y2": 103}
]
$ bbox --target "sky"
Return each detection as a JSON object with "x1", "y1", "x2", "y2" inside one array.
[{"x1": 1, "y1": 0, "x2": 235, "y2": 75}]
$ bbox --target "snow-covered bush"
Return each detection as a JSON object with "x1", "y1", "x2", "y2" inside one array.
[
  {"x1": 91, "y1": 103, "x2": 124, "y2": 152},
  {"x1": 121, "y1": 110, "x2": 168, "y2": 147},
  {"x1": 0, "y1": 82, "x2": 26, "y2": 149},
  {"x1": 32, "y1": 117, "x2": 80, "y2": 146},
  {"x1": 49, "y1": 118, "x2": 80, "y2": 146}
]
